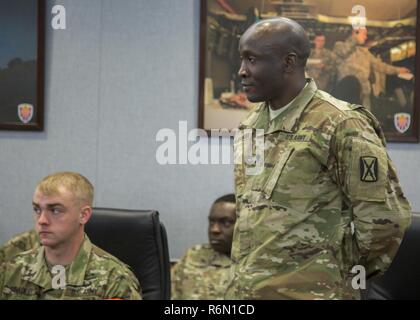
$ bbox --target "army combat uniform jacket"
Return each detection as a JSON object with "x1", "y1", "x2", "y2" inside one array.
[
  {"x1": 171, "y1": 244, "x2": 231, "y2": 300},
  {"x1": 0, "y1": 229, "x2": 40, "y2": 265},
  {"x1": 226, "y1": 79, "x2": 411, "y2": 300},
  {"x1": 0, "y1": 235, "x2": 142, "y2": 300}
]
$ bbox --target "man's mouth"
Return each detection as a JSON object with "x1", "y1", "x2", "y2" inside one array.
[{"x1": 241, "y1": 83, "x2": 255, "y2": 92}]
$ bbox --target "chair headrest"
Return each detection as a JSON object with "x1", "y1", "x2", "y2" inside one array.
[{"x1": 86, "y1": 208, "x2": 170, "y2": 300}]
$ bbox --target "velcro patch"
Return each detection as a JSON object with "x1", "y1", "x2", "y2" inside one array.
[{"x1": 360, "y1": 156, "x2": 378, "y2": 182}]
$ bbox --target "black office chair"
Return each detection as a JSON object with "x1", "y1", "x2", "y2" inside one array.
[
  {"x1": 366, "y1": 213, "x2": 420, "y2": 299},
  {"x1": 85, "y1": 208, "x2": 170, "y2": 300}
]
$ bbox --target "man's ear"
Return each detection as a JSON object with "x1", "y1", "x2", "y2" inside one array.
[
  {"x1": 284, "y1": 52, "x2": 297, "y2": 73},
  {"x1": 79, "y1": 206, "x2": 93, "y2": 225}
]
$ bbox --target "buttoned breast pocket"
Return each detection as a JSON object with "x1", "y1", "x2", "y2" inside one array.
[
  {"x1": 250, "y1": 141, "x2": 326, "y2": 203},
  {"x1": 259, "y1": 147, "x2": 295, "y2": 200}
]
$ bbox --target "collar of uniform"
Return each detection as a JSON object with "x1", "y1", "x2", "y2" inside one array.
[
  {"x1": 29, "y1": 235, "x2": 92, "y2": 288},
  {"x1": 212, "y1": 256, "x2": 231, "y2": 268},
  {"x1": 28, "y1": 246, "x2": 53, "y2": 289},
  {"x1": 238, "y1": 79, "x2": 317, "y2": 133},
  {"x1": 238, "y1": 102, "x2": 269, "y2": 131},
  {"x1": 210, "y1": 248, "x2": 231, "y2": 268},
  {"x1": 66, "y1": 234, "x2": 92, "y2": 286},
  {"x1": 266, "y1": 78, "x2": 317, "y2": 134}
]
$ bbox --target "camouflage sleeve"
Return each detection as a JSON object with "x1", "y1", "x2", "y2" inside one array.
[
  {"x1": 0, "y1": 247, "x2": 5, "y2": 265},
  {"x1": 330, "y1": 116, "x2": 412, "y2": 278},
  {"x1": 0, "y1": 239, "x2": 20, "y2": 266},
  {"x1": 333, "y1": 37, "x2": 357, "y2": 61},
  {"x1": 369, "y1": 54, "x2": 400, "y2": 75},
  {"x1": 171, "y1": 254, "x2": 187, "y2": 300},
  {"x1": 104, "y1": 270, "x2": 142, "y2": 300},
  {"x1": 0, "y1": 230, "x2": 39, "y2": 265},
  {"x1": 0, "y1": 261, "x2": 10, "y2": 299},
  {"x1": 0, "y1": 263, "x2": 4, "y2": 298}
]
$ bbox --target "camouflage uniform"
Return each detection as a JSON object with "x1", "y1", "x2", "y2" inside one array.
[
  {"x1": 0, "y1": 235, "x2": 142, "y2": 300},
  {"x1": 0, "y1": 229, "x2": 40, "y2": 265},
  {"x1": 334, "y1": 37, "x2": 401, "y2": 109},
  {"x1": 171, "y1": 244, "x2": 231, "y2": 300},
  {"x1": 226, "y1": 79, "x2": 411, "y2": 300},
  {"x1": 306, "y1": 48, "x2": 336, "y2": 92}
]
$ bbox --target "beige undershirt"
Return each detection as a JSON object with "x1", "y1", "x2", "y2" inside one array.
[{"x1": 269, "y1": 83, "x2": 308, "y2": 121}]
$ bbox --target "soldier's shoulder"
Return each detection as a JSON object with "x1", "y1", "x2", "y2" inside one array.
[
  {"x1": 8, "y1": 246, "x2": 40, "y2": 265},
  {"x1": 188, "y1": 243, "x2": 213, "y2": 255},
  {"x1": 87, "y1": 245, "x2": 141, "y2": 299},
  {"x1": 183, "y1": 244, "x2": 214, "y2": 266},
  {"x1": 90, "y1": 244, "x2": 130, "y2": 269},
  {"x1": 89, "y1": 244, "x2": 137, "y2": 279},
  {"x1": 3, "y1": 229, "x2": 39, "y2": 248},
  {"x1": 189, "y1": 243, "x2": 212, "y2": 252},
  {"x1": 306, "y1": 90, "x2": 367, "y2": 122},
  {"x1": 313, "y1": 90, "x2": 353, "y2": 112}
]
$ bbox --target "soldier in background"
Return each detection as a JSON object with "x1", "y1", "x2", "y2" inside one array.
[
  {"x1": 226, "y1": 18, "x2": 411, "y2": 300},
  {"x1": 0, "y1": 172, "x2": 141, "y2": 300},
  {"x1": 334, "y1": 27, "x2": 410, "y2": 109},
  {"x1": 171, "y1": 194, "x2": 236, "y2": 300},
  {"x1": 306, "y1": 33, "x2": 336, "y2": 92},
  {"x1": 0, "y1": 229, "x2": 39, "y2": 265}
]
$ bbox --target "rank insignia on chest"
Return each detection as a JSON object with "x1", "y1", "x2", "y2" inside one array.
[{"x1": 360, "y1": 156, "x2": 378, "y2": 182}]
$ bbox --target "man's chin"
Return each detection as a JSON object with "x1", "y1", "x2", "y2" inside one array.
[
  {"x1": 210, "y1": 242, "x2": 228, "y2": 255},
  {"x1": 39, "y1": 236, "x2": 57, "y2": 248},
  {"x1": 246, "y1": 95, "x2": 263, "y2": 103},
  {"x1": 40, "y1": 239, "x2": 52, "y2": 247}
]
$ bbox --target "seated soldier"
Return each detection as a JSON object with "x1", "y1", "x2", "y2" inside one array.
[
  {"x1": 0, "y1": 172, "x2": 141, "y2": 300},
  {"x1": 0, "y1": 229, "x2": 39, "y2": 265},
  {"x1": 171, "y1": 194, "x2": 236, "y2": 300}
]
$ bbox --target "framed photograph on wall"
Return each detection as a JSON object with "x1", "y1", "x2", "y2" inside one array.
[
  {"x1": 199, "y1": 0, "x2": 419, "y2": 142},
  {"x1": 0, "y1": 0, "x2": 45, "y2": 131}
]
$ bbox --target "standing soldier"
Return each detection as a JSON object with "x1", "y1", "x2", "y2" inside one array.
[
  {"x1": 334, "y1": 27, "x2": 410, "y2": 110},
  {"x1": 226, "y1": 18, "x2": 411, "y2": 300}
]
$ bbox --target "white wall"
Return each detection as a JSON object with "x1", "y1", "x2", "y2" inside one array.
[{"x1": 0, "y1": 0, "x2": 418, "y2": 258}]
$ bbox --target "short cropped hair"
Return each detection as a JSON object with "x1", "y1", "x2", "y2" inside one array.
[
  {"x1": 36, "y1": 172, "x2": 94, "y2": 206},
  {"x1": 213, "y1": 194, "x2": 236, "y2": 205}
]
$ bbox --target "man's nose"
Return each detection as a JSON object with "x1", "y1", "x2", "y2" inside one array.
[
  {"x1": 238, "y1": 61, "x2": 248, "y2": 78},
  {"x1": 210, "y1": 223, "x2": 221, "y2": 234},
  {"x1": 37, "y1": 210, "x2": 49, "y2": 225}
]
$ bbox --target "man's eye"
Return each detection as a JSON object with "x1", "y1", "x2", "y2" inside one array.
[
  {"x1": 219, "y1": 219, "x2": 234, "y2": 227},
  {"x1": 51, "y1": 208, "x2": 62, "y2": 215},
  {"x1": 248, "y1": 57, "x2": 256, "y2": 63},
  {"x1": 223, "y1": 221, "x2": 233, "y2": 227},
  {"x1": 33, "y1": 207, "x2": 41, "y2": 215}
]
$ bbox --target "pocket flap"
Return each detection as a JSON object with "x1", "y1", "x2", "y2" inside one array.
[{"x1": 262, "y1": 148, "x2": 294, "y2": 199}]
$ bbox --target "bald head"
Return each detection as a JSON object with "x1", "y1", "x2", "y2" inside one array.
[
  {"x1": 238, "y1": 18, "x2": 310, "y2": 107},
  {"x1": 241, "y1": 18, "x2": 311, "y2": 68}
]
